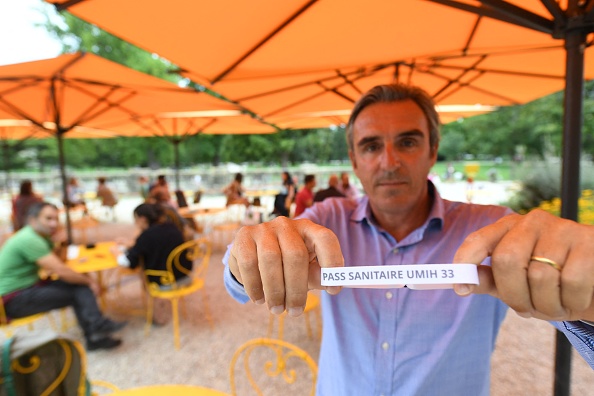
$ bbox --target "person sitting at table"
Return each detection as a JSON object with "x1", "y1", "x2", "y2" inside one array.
[
  {"x1": 313, "y1": 174, "x2": 346, "y2": 203},
  {"x1": 96, "y1": 177, "x2": 118, "y2": 220},
  {"x1": 111, "y1": 203, "x2": 192, "y2": 325},
  {"x1": 11, "y1": 180, "x2": 43, "y2": 231},
  {"x1": 271, "y1": 171, "x2": 296, "y2": 218},
  {"x1": 0, "y1": 202, "x2": 126, "y2": 351},
  {"x1": 65, "y1": 177, "x2": 88, "y2": 214},
  {"x1": 148, "y1": 174, "x2": 174, "y2": 207},
  {"x1": 223, "y1": 172, "x2": 250, "y2": 207},
  {"x1": 149, "y1": 190, "x2": 196, "y2": 240}
]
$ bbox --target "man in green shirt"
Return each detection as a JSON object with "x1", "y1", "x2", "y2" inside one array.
[{"x1": 0, "y1": 202, "x2": 125, "y2": 350}]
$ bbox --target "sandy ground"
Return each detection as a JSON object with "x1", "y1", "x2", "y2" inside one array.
[{"x1": 1, "y1": 181, "x2": 592, "y2": 394}]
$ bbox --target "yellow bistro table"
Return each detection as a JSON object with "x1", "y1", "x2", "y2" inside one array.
[
  {"x1": 66, "y1": 241, "x2": 119, "y2": 308},
  {"x1": 109, "y1": 385, "x2": 229, "y2": 396}
]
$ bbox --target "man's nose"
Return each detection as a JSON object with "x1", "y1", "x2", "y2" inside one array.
[{"x1": 380, "y1": 144, "x2": 401, "y2": 169}]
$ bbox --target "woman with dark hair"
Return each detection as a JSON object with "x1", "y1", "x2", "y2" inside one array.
[
  {"x1": 271, "y1": 171, "x2": 295, "y2": 217},
  {"x1": 12, "y1": 180, "x2": 43, "y2": 231},
  {"x1": 111, "y1": 203, "x2": 192, "y2": 324}
]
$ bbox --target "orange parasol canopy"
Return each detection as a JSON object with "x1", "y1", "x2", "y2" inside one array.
[
  {"x1": 45, "y1": 0, "x2": 594, "y2": 128},
  {"x1": 0, "y1": 52, "x2": 244, "y2": 240}
]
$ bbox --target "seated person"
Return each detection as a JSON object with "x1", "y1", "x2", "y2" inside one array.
[
  {"x1": 223, "y1": 173, "x2": 250, "y2": 207},
  {"x1": 12, "y1": 180, "x2": 43, "y2": 231},
  {"x1": 149, "y1": 190, "x2": 196, "y2": 240},
  {"x1": 96, "y1": 177, "x2": 118, "y2": 208},
  {"x1": 111, "y1": 204, "x2": 192, "y2": 324},
  {"x1": 64, "y1": 177, "x2": 86, "y2": 207},
  {"x1": 313, "y1": 174, "x2": 346, "y2": 202},
  {"x1": 0, "y1": 202, "x2": 125, "y2": 351}
]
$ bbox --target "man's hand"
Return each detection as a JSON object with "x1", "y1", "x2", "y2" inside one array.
[
  {"x1": 229, "y1": 217, "x2": 344, "y2": 316},
  {"x1": 453, "y1": 209, "x2": 594, "y2": 321}
]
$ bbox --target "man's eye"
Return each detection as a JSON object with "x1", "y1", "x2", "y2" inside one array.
[
  {"x1": 363, "y1": 143, "x2": 380, "y2": 152},
  {"x1": 400, "y1": 138, "x2": 417, "y2": 148}
]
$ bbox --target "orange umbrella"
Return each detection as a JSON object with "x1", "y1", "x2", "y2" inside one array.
[{"x1": 0, "y1": 52, "x2": 239, "y2": 240}]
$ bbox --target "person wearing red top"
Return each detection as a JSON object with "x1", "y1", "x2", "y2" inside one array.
[{"x1": 293, "y1": 174, "x2": 316, "y2": 217}]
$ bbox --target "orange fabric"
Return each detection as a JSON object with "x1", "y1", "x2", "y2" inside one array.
[{"x1": 44, "y1": 0, "x2": 594, "y2": 129}]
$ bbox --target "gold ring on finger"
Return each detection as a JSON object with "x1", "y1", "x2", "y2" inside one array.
[{"x1": 530, "y1": 256, "x2": 562, "y2": 271}]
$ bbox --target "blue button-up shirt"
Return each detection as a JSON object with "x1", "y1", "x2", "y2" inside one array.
[{"x1": 223, "y1": 186, "x2": 594, "y2": 395}]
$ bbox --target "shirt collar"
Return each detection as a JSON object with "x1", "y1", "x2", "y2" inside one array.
[{"x1": 350, "y1": 181, "x2": 445, "y2": 232}]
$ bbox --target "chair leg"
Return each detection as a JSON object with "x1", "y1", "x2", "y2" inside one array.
[
  {"x1": 145, "y1": 297, "x2": 154, "y2": 336},
  {"x1": 278, "y1": 315, "x2": 285, "y2": 340},
  {"x1": 304, "y1": 312, "x2": 313, "y2": 339},
  {"x1": 267, "y1": 314, "x2": 274, "y2": 338},
  {"x1": 171, "y1": 298, "x2": 180, "y2": 350},
  {"x1": 201, "y1": 291, "x2": 214, "y2": 329}
]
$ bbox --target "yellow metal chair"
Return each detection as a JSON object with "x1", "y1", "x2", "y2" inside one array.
[
  {"x1": 229, "y1": 338, "x2": 318, "y2": 396},
  {"x1": 144, "y1": 238, "x2": 213, "y2": 350},
  {"x1": 0, "y1": 297, "x2": 51, "y2": 338},
  {"x1": 267, "y1": 292, "x2": 321, "y2": 341}
]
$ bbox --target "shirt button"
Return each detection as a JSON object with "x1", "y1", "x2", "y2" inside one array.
[
  {"x1": 382, "y1": 342, "x2": 389, "y2": 350},
  {"x1": 392, "y1": 248, "x2": 399, "y2": 254},
  {"x1": 385, "y1": 291, "x2": 393, "y2": 300}
]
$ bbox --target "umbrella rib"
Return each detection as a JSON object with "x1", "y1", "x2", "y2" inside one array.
[
  {"x1": 462, "y1": 16, "x2": 482, "y2": 55},
  {"x1": 540, "y1": 0, "x2": 567, "y2": 22},
  {"x1": 236, "y1": 67, "x2": 379, "y2": 102},
  {"x1": 429, "y1": 0, "x2": 554, "y2": 34},
  {"x1": 430, "y1": 56, "x2": 486, "y2": 99},
  {"x1": 211, "y1": 0, "x2": 319, "y2": 84},
  {"x1": 435, "y1": 70, "x2": 520, "y2": 105},
  {"x1": 59, "y1": 81, "x2": 140, "y2": 128},
  {"x1": 53, "y1": 0, "x2": 86, "y2": 12}
]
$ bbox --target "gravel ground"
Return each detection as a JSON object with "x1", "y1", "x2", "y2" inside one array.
[{"x1": 2, "y1": 194, "x2": 592, "y2": 394}]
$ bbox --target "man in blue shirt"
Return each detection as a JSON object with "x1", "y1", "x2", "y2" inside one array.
[{"x1": 223, "y1": 84, "x2": 594, "y2": 395}]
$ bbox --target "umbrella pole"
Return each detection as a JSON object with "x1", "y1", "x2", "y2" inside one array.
[
  {"x1": 2, "y1": 142, "x2": 11, "y2": 200},
  {"x1": 173, "y1": 139, "x2": 181, "y2": 191},
  {"x1": 57, "y1": 131, "x2": 73, "y2": 244},
  {"x1": 555, "y1": 27, "x2": 586, "y2": 396}
]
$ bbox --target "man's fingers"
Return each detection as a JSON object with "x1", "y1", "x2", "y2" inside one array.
[
  {"x1": 230, "y1": 227, "x2": 265, "y2": 304},
  {"x1": 230, "y1": 218, "x2": 344, "y2": 316},
  {"x1": 298, "y1": 219, "x2": 344, "y2": 295},
  {"x1": 453, "y1": 214, "x2": 517, "y2": 265}
]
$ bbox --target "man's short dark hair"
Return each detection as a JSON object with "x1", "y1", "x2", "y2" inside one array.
[
  {"x1": 346, "y1": 83, "x2": 441, "y2": 153},
  {"x1": 27, "y1": 202, "x2": 58, "y2": 220},
  {"x1": 304, "y1": 174, "x2": 315, "y2": 184}
]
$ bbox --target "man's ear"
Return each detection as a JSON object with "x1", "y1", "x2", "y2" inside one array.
[
  {"x1": 429, "y1": 144, "x2": 439, "y2": 167},
  {"x1": 349, "y1": 150, "x2": 357, "y2": 170}
]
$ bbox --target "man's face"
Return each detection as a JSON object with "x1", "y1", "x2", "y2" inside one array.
[
  {"x1": 30, "y1": 206, "x2": 59, "y2": 237},
  {"x1": 349, "y1": 100, "x2": 437, "y2": 216}
]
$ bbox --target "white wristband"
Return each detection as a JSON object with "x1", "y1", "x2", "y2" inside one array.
[{"x1": 321, "y1": 264, "x2": 479, "y2": 290}]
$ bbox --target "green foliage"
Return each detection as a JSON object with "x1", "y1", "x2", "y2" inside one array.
[
  {"x1": 504, "y1": 161, "x2": 594, "y2": 213},
  {"x1": 42, "y1": 12, "x2": 177, "y2": 82}
]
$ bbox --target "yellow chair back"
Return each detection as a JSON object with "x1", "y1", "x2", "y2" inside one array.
[{"x1": 229, "y1": 338, "x2": 318, "y2": 396}]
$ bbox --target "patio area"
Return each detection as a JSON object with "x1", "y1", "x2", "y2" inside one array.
[{"x1": 0, "y1": 187, "x2": 592, "y2": 394}]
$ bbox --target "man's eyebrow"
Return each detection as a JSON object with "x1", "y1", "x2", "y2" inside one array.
[
  {"x1": 356, "y1": 130, "x2": 425, "y2": 147},
  {"x1": 398, "y1": 129, "x2": 425, "y2": 138},
  {"x1": 356, "y1": 135, "x2": 380, "y2": 147}
]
